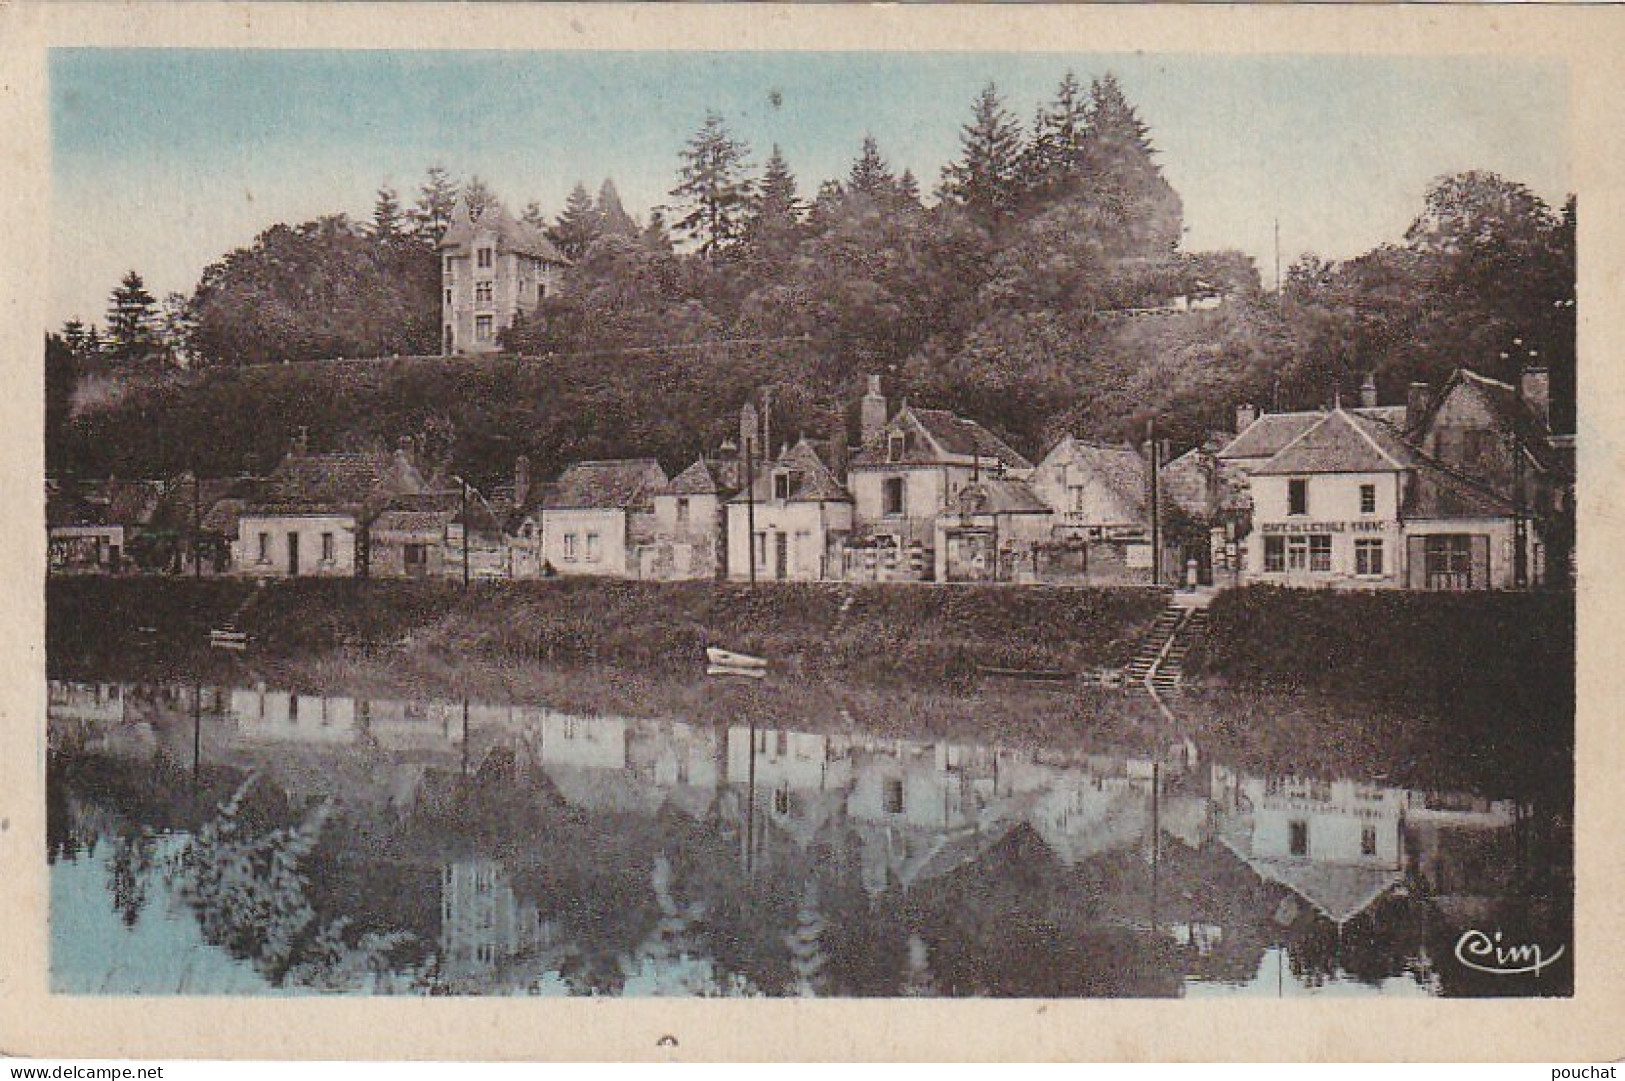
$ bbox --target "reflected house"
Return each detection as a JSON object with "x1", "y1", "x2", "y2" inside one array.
[
  {"x1": 726, "y1": 726, "x2": 853, "y2": 849},
  {"x1": 439, "y1": 858, "x2": 553, "y2": 979},
  {"x1": 1401, "y1": 790, "x2": 1522, "y2": 925},
  {"x1": 627, "y1": 719, "x2": 722, "y2": 819},
  {"x1": 1211, "y1": 765, "x2": 1407, "y2": 926},
  {"x1": 364, "y1": 698, "x2": 466, "y2": 753},
  {"x1": 230, "y1": 686, "x2": 356, "y2": 744},
  {"x1": 48, "y1": 680, "x2": 127, "y2": 724}
]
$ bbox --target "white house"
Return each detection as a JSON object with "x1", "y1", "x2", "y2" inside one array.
[
  {"x1": 540, "y1": 459, "x2": 666, "y2": 578},
  {"x1": 725, "y1": 437, "x2": 852, "y2": 582}
]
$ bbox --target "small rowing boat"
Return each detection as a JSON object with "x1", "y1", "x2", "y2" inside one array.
[{"x1": 705, "y1": 647, "x2": 767, "y2": 670}]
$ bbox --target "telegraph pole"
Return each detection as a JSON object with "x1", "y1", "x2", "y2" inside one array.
[
  {"x1": 1148, "y1": 418, "x2": 1162, "y2": 586},
  {"x1": 461, "y1": 476, "x2": 471, "y2": 589},
  {"x1": 744, "y1": 435, "x2": 757, "y2": 588}
]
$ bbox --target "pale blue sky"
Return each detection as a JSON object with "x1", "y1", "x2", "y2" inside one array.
[{"x1": 50, "y1": 49, "x2": 1570, "y2": 328}]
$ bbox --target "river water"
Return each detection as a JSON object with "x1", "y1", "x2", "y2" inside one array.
[{"x1": 46, "y1": 674, "x2": 1572, "y2": 997}]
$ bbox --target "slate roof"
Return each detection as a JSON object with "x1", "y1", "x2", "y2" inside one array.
[
  {"x1": 1252, "y1": 409, "x2": 1416, "y2": 476},
  {"x1": 1414, "y1": 369, "x2": 1561, "y2": 475},
  {"x1": 247, "y1": 451, "x2": 427, "y2": 516},
  {"x1": 730, "y1": 438, "x2": 851, "y2": 504},
  {"x1": 438, "y1": 199, "x2": 567, "y2": 264},
  {"x1": 663, "y1": 456, "x2": 744, "y2": 497},
  {"x1": 1220, "y1": 406, "x2": 1406, "y2": 462},
  {"x1": 850, "y1": 405, "x2": 1032, "y2": 471},
  {"x1": 1403, "y1": 457, "x2": 1516, "y2": 519},
  {"x1": 544, "y1": 459, "x2": 668, "y2": 511},
  {"x1": 371, "y1": 491, "x2": 463, "y2": 536}
]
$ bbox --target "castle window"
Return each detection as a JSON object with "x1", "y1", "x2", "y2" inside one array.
[
  {"x1": 475, "y1": 315, "x2": 494, "y2": 342},
  {"x1": 475, "y1": 281, "x2": 493, "y2": 304},
  {"x1": 444, "y1": 256, "x2": 454, "y2": 274},
  {"x1": 538, "y1": 282, "x2": 547, "y2": 302},
  {"x1": 477, "y1": 247, "x2": 493, "y2": 269}
]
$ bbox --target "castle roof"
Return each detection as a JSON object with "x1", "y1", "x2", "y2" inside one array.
[{"x1": 438, "y1": 199, "x2": 567, "y2": 264}]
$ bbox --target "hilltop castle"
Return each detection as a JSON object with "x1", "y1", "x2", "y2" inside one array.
[{"x1": 437, "y1": 198, "x2": 568, "y2": 356}]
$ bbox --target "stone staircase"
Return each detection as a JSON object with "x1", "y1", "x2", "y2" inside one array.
[
  {"x1": 1126, "y1": 590, "x2": 1214, "y2": 696},
  {"x1": 209, "y1": 580, "x2": 271, "y2": 650},
  {"x1": 1124, "y1": 603, "x2": 1184, "y2": 686},
  {"x1": 1149, "y1": 607, "x2": 1208, "y2": 695}
]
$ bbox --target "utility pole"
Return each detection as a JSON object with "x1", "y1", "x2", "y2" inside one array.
[
  {"x1": 1148, "y1": 418, "x2": 1161, "y2": 586},
  {"x1": 744, "y1": 434, "x2": 758, "y2": 588},
  {"x1": 461, "y1": 476, "x2": 471, "y2": 589},
  {"x1": 192, "y1": 470, "x2": 202, "y2": 579},
  {"x1": 1274, "y1": 217, "x2": 1282, "y2": 294}
]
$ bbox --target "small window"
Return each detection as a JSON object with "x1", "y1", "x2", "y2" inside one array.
[
  {"x1": 774, "y1": 472, "x2": 791, "y2": 501},
  {"x1": 883, "y1": 477, "x2": 905, "y2": 516},
  {"x1": 444, "y1": 256, "x2": 454, "y2": 273},
  {"x1": 562, "y1": 533, "x2": 578, "y2": 561},
  {"x1": 1361, "y1": 824, "x2": 1378, "y2": 857},
  {"x1": 887, "y1": 433, "x2": 906, "y2": 462},
  {"x1": 537, "y1": 282, "x2": 547, "y2": 302},
  {"x1": 584, "y1": 532, "x2": 601, "y2": 562},
  {"x1": 675, "y1": 498, "x2": 689, "y2": 527},
  {"x1": 1309, "y1": 534, "x2": 1332, "y2": 572},
  {"x1": 477, "y1": 247, "x2": 493, "y2": 269},
  {"x1": 475, "y1": 281, "x2": 493, "y2": 304},
  {"x1": 1288, "y1": 478, "x2": 1308, "y2": 516},
  {"x1": 475, "y1": 314, "x2": 494, "y2": 341},
  {"x1": 774, "y1": 788, "x2": 789, "y2": 815},
  {"x1": 321, "y1": 532, "x2": 335, "y2": 563},
  {"x1": 444, "y1": 289, "x2": 452, "y2": 305},
  {"x1": 1264, "y1": 535, "x2": 1285, "y2": 573},
  {"x1": 883, "y1": 778, "x2": 905, "y2": 815},
  {"x1": 1359, "y1": 483, "x2": 1377, "y2": 515},
  {"x1": 1289, "y1": 819, "x2": 1309, "y2": 857},
  {"x1": 1355, "y1": 538, "x2": 1384, "y2": 577},
  {"x1": 258, "y1": 532, "x2": 271, "y2": 563},
  {"x1": 288, "y1": 694, "x2": 299, "y2": 722}
]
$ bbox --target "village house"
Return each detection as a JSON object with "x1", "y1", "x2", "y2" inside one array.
[
  {"x1": 933, "y1": 477, "x2": 1054, "y2": 583},
  {"x1": 540, "y1": 458, "x2": 666, "y2": 578},
  {"x1": 368, "y1": 490, "x2": 463, "y2": 579},
  {"x1": 1242, "y1": 404, "x2": 1535, "y2": 591},
  {"x1": 644, "y1": 452, "x2": 743, "y2": 581},
  {"x1": 726, "y1": 437, "x2": 853, "y2": 582},
  {"x1": 234, "y1": 434, "x2": 431, "y2": 578},
  {"x1": 46, "y1": 477, "x2": 169, "y2": 574},
  {"x1": 1025, "y1": 437, "x2": 1163, "y2": 584},
  {"x1": 438, "y1": 197, "x2": 568, "y2": 356},
  {"x1": 844, "y1": 376, "x2": 1033, "y2": 582}
]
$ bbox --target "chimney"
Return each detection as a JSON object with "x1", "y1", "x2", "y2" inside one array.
[
  {"x1": 396, "y1": 434, "x2": 415, "y2": 469},
  {"x1": 739, "y1": 398, "x2": 760, "y2": 460},
  {"x1": 293, "y1": 426, "x2": 310, "y2": 455},
  {"x1": 1234, "y1": 404, "x2": 1258, "y2": 434},
  {"x1": 860, "y1": 374, "x2": 888, "y2": 447},
  {"x1": 1521, "y1": 366, "x2": 1550, "y2": 427},
  {"x1": 1406, "y1": 381, "x2": 1431, "y2": 433},
  {"x1": 1360, "y1": 372, "x2": 1378, "y2": 409},
  {"x1": 514, "y1": 454, "x2": 531, "y2": 508},
  {"x1": 828, "y1": 416, "x2": 849, "y2": 482}
]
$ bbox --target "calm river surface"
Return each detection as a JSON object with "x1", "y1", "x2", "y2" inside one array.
[{"x1": 46, "y1": 672, "x2": 1571, "y2": 997}]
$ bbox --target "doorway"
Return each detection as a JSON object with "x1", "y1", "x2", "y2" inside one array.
[
  {"x1": 774, "y1": 532, "x2": 788, "y2": 580},
  {"x1": 287, "y1": 532, "x2": 300, "y2": 576}
]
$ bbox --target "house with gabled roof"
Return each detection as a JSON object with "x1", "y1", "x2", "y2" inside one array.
[
  {"x1": 540, "y1": 458, "x2": 667, "y2": 578},
  {"x1": 644, "y1": 452, "x2": 744, "y2": 580},
  {"x1": 438, "y1": 197, "x2": 568, "y2": 355},
  {"x1": 47, "y1": 478, "x2": 165, "y2": 574},
  {"x1": 1243, "y1": 405, "x2": 1536, "y2": 591},
  {"x1": 845, "y1": 376, "x2": 1033, "y2": 581},
  {"x1": 726, "y1": 437, "x2": 852, "y2": 582},
  {"x1": 234, "y1": 434, "x2": 431, "y2": 578}
]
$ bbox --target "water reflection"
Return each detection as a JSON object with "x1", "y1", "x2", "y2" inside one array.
[{"x1": 46, "y1": 677, "x2": 1570, "y2": 998}]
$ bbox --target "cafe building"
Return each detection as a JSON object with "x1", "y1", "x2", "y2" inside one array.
[{"x1": 1244, "y1": 407, "x2": 1536, "y2": 591}]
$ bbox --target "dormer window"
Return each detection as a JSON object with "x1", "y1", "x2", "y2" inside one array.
[
  {"x1": 477, "y1": 247, "x2": 493, "y2": 269},
  {"x1": 886, "y1": 433, "x2": 906, "y2": 462},
  {"x1": 444, "y1": 256, "x2": 455, "y2": 274}
]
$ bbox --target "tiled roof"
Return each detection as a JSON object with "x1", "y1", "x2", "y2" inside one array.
[
  {"x1": 1404, "y1": 457, "x2": 1516, "y2": 519},
  {"x1": 438, "y1": 200, "x2": 566, "y2": 264},
  {"x1": 664, "y1": 458, "x2": 726, "y2": 496},
  {"x1": 1252, "y1": 409, "x2": 1416, "y2": 476},
  {"x1": 956, "y1": 477, "x2": 1050, "y2": 516},
  {"x1": 730, "y1": 438, "x2": 851, "y2": 504},
  {"x1": 1219, "y1": 406, "x2": 1402, "y2": 461},
  {"x1": 544, "y1": 459, "x2": 667, "y2": 510},
  {"x1": 248, "y1": 451, "x2": 427, "y2": 515},
  {"x1": 1417, "y1": 369, "x2": 1561, "y2": 475},
  {"x1": 850, "y1": 406, "x2": 1032, "y2": 471},
  {"x1": 1056, "y1": 438, "x2": 1148, "y2": 520}
]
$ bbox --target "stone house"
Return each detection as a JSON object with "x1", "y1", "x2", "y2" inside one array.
[
  {"x1": 234, "y1": 437, "x2": 431, "y2": 578},
  {"x1": 1025, "y1": 436, "x2": 1163, "y2": 584},
  {"x1": 725, "y1": 437, "x2": 853, "y2": 582},
  {"x1": 438, "y1": 197, "x2": 568, "y2": 356},
  {"x1": 368, "y1": 491, "x2": 463, "y2": 579},
  {"x1": 933, "y1": 478, "x2": 1054, "y2": 584},
  {"x1": 540, "y1": 459, "x2": 667, "y2": 578},
  {"x1": 845, "y1": 376, "x2": 1033, "y2": 581},
  {"x1": 47, "y1": 477, "x2": 165, "y2": 574},
  {"x1": 1243, "y1": 406, "x2": 1534, "y2": 591},
  {"x1": 644, "y1": 454, "x2": 743, "y2": 581}
]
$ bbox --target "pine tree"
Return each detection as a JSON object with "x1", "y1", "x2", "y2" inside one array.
[
  {"x1": 462, "y1": 175, "x2": 500, "y2": 221},
  {"x1": 1022, "y1": 71, "x2": 1091, "y2": 199},
  {"x1": 641, "y1": 208, "x2": 674, "y2": 254},
  {"x1": 1086, "y1": 73, "x2": 1156, "y2": 164},
  {"x1": 61, "y1": 318, "x2": 89, "y2": 360},
  {"x1": 411, "y1": 165, "x2": 460, "y2": 239},
  {"x1": 847, "y1": 135, "x2": 896, "y2": 200},
  {"x1": 744, "y1": 144, "x2": 804, "y2": 257},
  {"x1": 938, "y1": 82, "x2": 1025, "y2": 221},
  {"x1": 669, "y1": 111, "x2": 755, "y2": 257},
  {"x1": 520, "y1": 200, "x2": 548, "y2": 230},
  {"x1": 372, "y1": 184, "x2": 405, "y2": 240},
  {"x1": 897, "y1": 169, "x2": 922, "y2": 207},
  {"x1": 550, "y1": 182, "x2": 602, "y2": 261},
  {"x1": 597, "y1": 178, "x2": 639, "y2": 238},
  {"x1": 106, "y1": 270, "x2": 159, "y2": 363}
]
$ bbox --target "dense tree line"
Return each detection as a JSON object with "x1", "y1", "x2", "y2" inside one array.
[{"x1": 50, "y1": 73, "x2": 1575, "y2": 485}]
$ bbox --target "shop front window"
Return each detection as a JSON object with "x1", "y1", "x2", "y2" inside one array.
[
  {"x1": 1425, "y1": 534, "x2": 1474, "y2": 590},
  {"x1": 1264, "y1": 535, "x2": 1285, "y2": 573},
  {"x1": 1287, "y1": 535, "x2": 1309, "y2": 571},
  {"x1": 1356, "y1": 538, "x2": 1384, "y2": 577},
  {"x1": 1309, "y1": 534, "x2": 1332, "y2": 572}
]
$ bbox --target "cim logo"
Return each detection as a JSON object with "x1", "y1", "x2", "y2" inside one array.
[{"x1": 1454, "y1": 928, "x2": 1566, "y2": 977}]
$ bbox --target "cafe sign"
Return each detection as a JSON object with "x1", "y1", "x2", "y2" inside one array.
[{"x1": 1260, "y1": 520, "x2": 1389, "y2": 535}]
